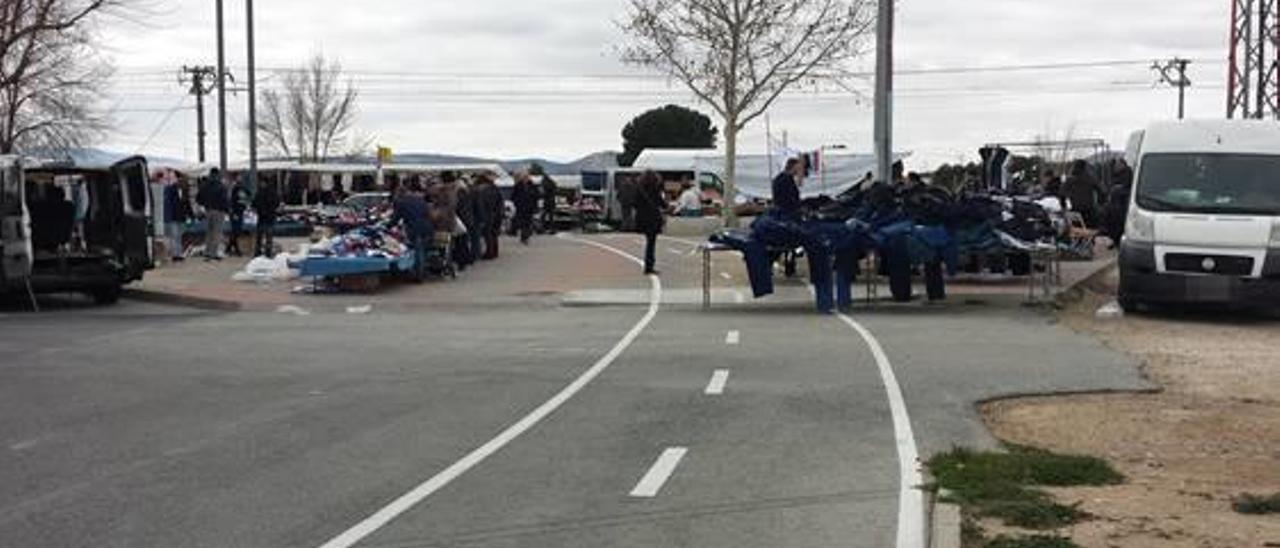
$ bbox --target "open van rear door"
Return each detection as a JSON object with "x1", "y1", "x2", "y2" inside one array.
[
  {"x1": 0, "y1": 157, "x2": 32, "y2": 284},
  {"x1": 114, "y1": 156, "x2": 153, "y2": 279}
]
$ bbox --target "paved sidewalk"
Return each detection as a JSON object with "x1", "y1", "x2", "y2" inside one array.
[{"x1": 129, "y1": 230, "x2": 1115, "y2": 313}]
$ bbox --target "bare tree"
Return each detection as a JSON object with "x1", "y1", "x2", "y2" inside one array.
[
  {"x1": 257, "y1": 54, "x2": 362, "y2": 162},
  {"x1": 0, "y1": 0, "x2": 124, "y2": 154},
  {"x1": 620, "y1": 0, "x2": 875, "y2": 223}
]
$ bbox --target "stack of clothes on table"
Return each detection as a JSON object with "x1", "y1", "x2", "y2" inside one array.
[
  {"x1": 307, "y1": 207, "x2": 410, "y2": 261},
  {"x1": 308, "y1": 225, "x2": 410, "y2": 260},
  {"x1": 710, "y1": 183, "x2": 1062, "y2": 313}
]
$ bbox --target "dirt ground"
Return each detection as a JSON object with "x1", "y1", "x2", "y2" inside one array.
[{"x1": 982, "y1": 268, "x2": 1280, "y2": 548}]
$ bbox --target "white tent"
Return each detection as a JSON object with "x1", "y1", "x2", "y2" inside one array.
[{"x1": 634, "y1": 148, "x2": 910, "y2": 199}]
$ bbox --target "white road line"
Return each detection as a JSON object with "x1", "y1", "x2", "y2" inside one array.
[
  {"x1": 276, "y1": 305, "x2": 311, "y2": 316},
  {"x1": 719, "y1": 272, "x2": 733, "y2": 281},
  {"x1": 317, "y1": 236, "x2": 662, "y2": 548},
  {"x1": 346, "y1": 305, "x2": 373, "y2": 315},
  {"x1": 629, "y1": 447, "x2": 689, "y2": 498},
  {"x1": 725, "y1": 330, "x2": 741, "y2": 345},
  {"x1": 704, "y1": 370, "x2": 730, "y2": 396},
  {"x1": 667, "y1": 248, "x2": 683, "y2": 256},
  {"x1": 836, "y1": 312, "x2": 925, "y2": 548}
]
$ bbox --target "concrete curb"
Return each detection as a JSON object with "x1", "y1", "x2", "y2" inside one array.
[
  {"x1": 930, "y1": 501, "x2": 962, "y2": 548},
  {"x1": 122, "y1": 288, "x2": 244, "y2": 312}
]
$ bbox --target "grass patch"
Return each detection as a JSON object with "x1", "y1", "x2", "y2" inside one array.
[
  {"x1": 928, "y1": 445, "x2": 1122, "y2": 531},
  {"x1": 984, "y1": 534, "x2": 1077, "y2": 548},
  {"x1": 1233, "y1": 493, "x2": 1280, "y2": 515}
]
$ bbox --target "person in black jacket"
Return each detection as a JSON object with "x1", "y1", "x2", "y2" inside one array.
[
  {"x1": 473, "y1": 175, "x2": 504, "y2": 260},
  {"x1": 634, "y1": 170, "x2": 667, "y2": 275},
  {"x1": 1062, "y1": 160, "x2": 1106, "y2": 228},
  {"x1": 511, "y1": 171, "x2": 539, "y2": 245},
  {"x1": 196, "y1": 170, "x2": 229, "y2": 261},
  {"x1": 771, "y1": 158, "x2": 803, "y2": 219},
  {"x1": 1103, "y1": 162, "x2": 1134, "y2": 248},
  {"x1": 253, "y1": 181, "x2": 281, "y2": 257},
  {"x1": 389, "y1": 181, "x2": 433, "y2": 282},
  {"x1": 453, "y1": 177, "x2": 476, "y2": 270},
  {"x1": 226, "y1": 180, "x2": 250, "y2": 256},
  {"x1": 540, "y1": 175, "x2": 558, "y2": 234}
]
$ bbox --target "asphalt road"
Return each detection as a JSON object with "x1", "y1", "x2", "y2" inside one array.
[{"x1": 0, "y1": 235, "x2": 1148, "y2": 548}]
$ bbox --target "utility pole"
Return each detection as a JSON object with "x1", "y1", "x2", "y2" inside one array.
[
  {"x1": 1153, "y1": 58, "x2": 1192, "y2": 119},
  {"x1": 180, "y1": 66, "x2": 217, "y2": 163},
  {"x1": 873, "y1": 0, "x2": 895, "y2": 183},
  {"x1": 246, "y1": 0, "x2": 258, "y2": 192},
  {"x1": 215, "y1": 0, "x2": 228, "y2": 176}
]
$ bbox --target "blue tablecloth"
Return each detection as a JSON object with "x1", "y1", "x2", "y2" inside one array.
[{"x1": 295, "y1": 253, "x2": 415, "y2": 278}]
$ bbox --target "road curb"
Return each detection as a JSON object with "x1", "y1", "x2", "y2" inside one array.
[
  {"x1": 929, "y1": 499, "x2": 962, "y2": 548},
  {"x1": 122, "y1": 288, "x2": 244, "y2": 312}
]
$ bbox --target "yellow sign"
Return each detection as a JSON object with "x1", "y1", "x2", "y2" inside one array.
[{"x1": 377, "y1": 146, "x2": 393, "y2": 164}]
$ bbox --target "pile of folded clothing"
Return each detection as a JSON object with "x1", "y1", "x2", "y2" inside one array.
[{"x1": 309, "y1": 224, "x2": 409, "y2": 260}]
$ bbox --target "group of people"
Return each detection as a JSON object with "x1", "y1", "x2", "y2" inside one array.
[
  {"x1": 1033, "y1": 159, "x2": 1134, "y2": 246},
  {"x1": 384, "y1": 171, "x2": 508, "y2": 281},
  {"x1": 172, "y1": 168, "x2": 283, "y2": 263}
]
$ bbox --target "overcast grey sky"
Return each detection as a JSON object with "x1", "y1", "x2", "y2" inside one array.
[{"x1": 98, "y1": 0, "x2": 1230, "y2": 168}]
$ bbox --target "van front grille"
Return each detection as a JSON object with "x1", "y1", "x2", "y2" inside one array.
[{"x1": 1165, "y1": 253, "x2": 1254, "y2": 276}]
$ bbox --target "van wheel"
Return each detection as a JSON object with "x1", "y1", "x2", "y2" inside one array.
[
  {"x1": 91, "y1": 286, "x2": 122, "y2": 305},
  {"x1": 1117, "y1": 293, "x2": 1138, "y2": 313}
]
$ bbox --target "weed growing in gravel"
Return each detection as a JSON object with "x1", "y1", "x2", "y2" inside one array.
[
  {"x1": 928, "y1": 444, "x2": 1124, "y2": 547},
  {"x1": 984, "y1": 534, "x2": 1077, "y2": 548},
  {"x1": 1233, "y1": 493, "x2": 1280, "y2": 515}
]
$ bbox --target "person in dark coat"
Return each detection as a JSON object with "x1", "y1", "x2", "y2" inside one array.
[
  {"x1": 771, "y1": 158, "x2": 803, "y2": 219},
  {"x1": 226, "y1": 180, "x2": 250, "y2": 256},
  {"x1": 473, "y1": 175, "x2": 504, "y2": 260},
  {"x1": 253, "y1": 181, "x2": 281, "y2": 257},
  {"x1": 163, "y1": 180, "x2": 191, "y2": 262},
  {"x1": 616, "y1": 175, "x2": 638, "y2": 232},
  {"x1": 453, "y1": 176, "x2": 476, "y2": 270},
  {"x1": 634, "y1": 170, "x2": 667, "y2": 275},
  {"x1": 1103, "y1": 162, "x2": 1134, "y2": 248},
  {"x1": 1062, "y1": 160, "x2": 1106, "y2": 228},
  {"x1": 196, "y1": 170, "x2": 229, "y2": 261},
  {"x1": 540, "y1": 175, "x2": 558, "y2": 234},
  {"x1": 511, "y1": 171, "x2": 539, "y2": 245},
  {"x1": 389, "y1": 181, "x2": 433, "y2": 282}
]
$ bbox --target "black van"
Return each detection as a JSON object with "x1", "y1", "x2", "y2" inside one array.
[{"x1": 1, "y1": 156, "x2": 155, "y2": 304}]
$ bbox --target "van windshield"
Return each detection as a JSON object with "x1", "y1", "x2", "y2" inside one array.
[{"x1": 1136, "y1": 153, "x2": 1280, "y2": 215}]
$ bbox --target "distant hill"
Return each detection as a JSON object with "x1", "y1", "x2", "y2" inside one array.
[{"x1": 57, "y1": 148, "x2": 621, "y2": 175}]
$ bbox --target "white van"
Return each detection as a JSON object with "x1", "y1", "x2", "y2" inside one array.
[{"x1": 1119, "y1": 120, "x2": 1280, "y2": 310}]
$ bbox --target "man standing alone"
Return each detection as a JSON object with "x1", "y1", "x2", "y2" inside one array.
[
  {"x1": 253, "y1": 181, "x2": 281, "y2": 257},
  {"x1": 511, "y1": 171, "x2": 539, "y2": 245}
]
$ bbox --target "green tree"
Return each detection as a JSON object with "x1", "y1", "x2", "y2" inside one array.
[{"x1": 617, "y1": 104, "x2": 718, "y2": 167}]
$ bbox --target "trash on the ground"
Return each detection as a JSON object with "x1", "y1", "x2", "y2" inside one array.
[
  {"x1": 1096, "y1": 300, "x2": 1125, "y2": 320},
  {"x1": 232, "y1": 256, "x2": 300, "y2": 283}
]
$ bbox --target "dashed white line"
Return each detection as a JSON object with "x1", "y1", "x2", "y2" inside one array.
[
  {"x1": 629, "y1": 447, "x2": 689, "y2": 498},
  {"x1": 316, "y1": 235, "x2": 662, "y2": 548},
  {"x1": 725, "y1": 330, "x2": 741, "y2": 345},
  {"x1": 704, "y1": 370, "x2": 730, "y2": 396},
  {"x1": 346, "y1": 305, "x2": 373, "y2": 315},
  {"x1": 719, "y1": 272, "x2": 733, "y2": 281},
  {"x1": 667, "y1": 248, "x2": 683, "y2": 256},
  {"x1": 277, "y1": 305, "x2": 311, "y2": 316},
  {"x1": 836, "y1": 312, "x2": 925, "y2": 548}
]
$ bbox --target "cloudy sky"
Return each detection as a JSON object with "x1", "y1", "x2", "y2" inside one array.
[{"x1": 96, "y1": 0, "x2": 1230, "y2": 168}]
